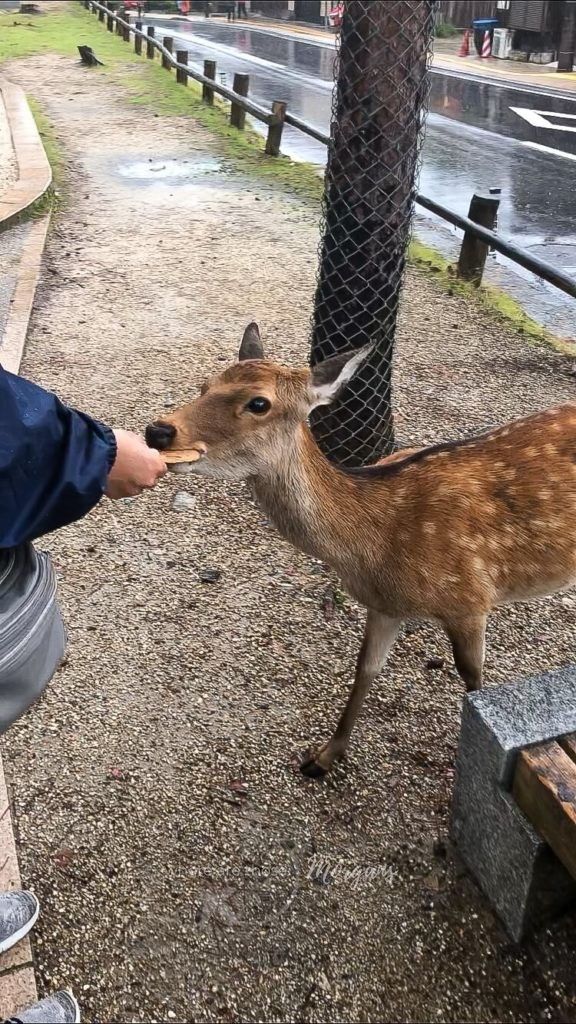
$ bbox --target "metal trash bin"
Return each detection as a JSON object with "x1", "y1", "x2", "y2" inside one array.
[{"x1": 0, "y1": 544, "x2": 66, "y2": 734}]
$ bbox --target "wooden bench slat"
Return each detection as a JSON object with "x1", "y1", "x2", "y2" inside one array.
[{"x1": 513, "y1": 740, "x2": 576, "y2": 882}]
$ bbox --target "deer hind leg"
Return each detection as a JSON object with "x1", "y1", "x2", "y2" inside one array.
[
  {"x1": 444, "y1": 614, "x2": 487, "y2": 692},
  {"x1": 300, "y1": 610, "x2": 401, "y2": 779}
]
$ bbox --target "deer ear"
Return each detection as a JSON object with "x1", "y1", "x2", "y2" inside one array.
[
  {"x1": 238, "y1": 322, "x2": 265, "y2": 362},
  {"x1": 309, "y1": 344, "x2": 372, "y2": 408}
]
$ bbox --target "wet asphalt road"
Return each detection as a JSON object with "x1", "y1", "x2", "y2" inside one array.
[{"x1": 145, "y1": 16, "x2": 576, "y2": 334}]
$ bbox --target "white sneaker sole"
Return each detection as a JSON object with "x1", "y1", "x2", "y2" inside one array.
[
  {"x1": 65, "y1": 990, "x2": 81, "y2": 1024},
  {"x1": 0, "y1": 891, "x2": 40, "y2": 955}
]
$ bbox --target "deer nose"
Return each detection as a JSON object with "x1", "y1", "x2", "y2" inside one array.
[{"x1": 145, "y1": 421, "x2": 177, "y2": 451}]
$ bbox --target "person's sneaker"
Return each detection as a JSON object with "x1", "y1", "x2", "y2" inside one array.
[
  {"x1": 5, "y1": 990, "x2": 80, "y2": 1024},
  {"x1": 0, "y1": 891, "x2": 39, "y2": 955}
]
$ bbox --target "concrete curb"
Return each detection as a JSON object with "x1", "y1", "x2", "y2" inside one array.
[
  {"x1": 0, "y1": 78, "x2": 52, "y2": 1019},
  {"x1": 0, "y1": 215, "x2": 50, "y2": 375},
  {"x1": 0, "y1": 77, "x2": 52, "y2": 231}
]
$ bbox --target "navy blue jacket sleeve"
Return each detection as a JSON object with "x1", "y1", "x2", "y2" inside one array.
[{"x1": 0, "y1": 365, "x2": 117, "y2": 548}]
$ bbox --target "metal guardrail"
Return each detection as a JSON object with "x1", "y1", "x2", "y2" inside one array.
[{"x1": 84, "y1": 0, "x2": 576, "y2": 302}]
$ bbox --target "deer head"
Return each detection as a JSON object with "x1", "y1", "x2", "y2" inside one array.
[{"x1": 145, "y1": 323, "x2": 371, "y2": 480}]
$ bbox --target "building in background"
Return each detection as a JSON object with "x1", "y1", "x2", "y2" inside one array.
[
  {"x1": 491, "y1": 1, "x2": 575, "y2": 68},
  {"x1": 437, "y1": 1, "x2": 494, "y2": 25},
  {"x1": 250, "y1": 1, "x2": 333, "y2": 24}
]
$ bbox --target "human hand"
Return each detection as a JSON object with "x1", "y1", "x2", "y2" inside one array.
[{"x1": 106, "y1": 429, "x2": 167, "y2": 499}]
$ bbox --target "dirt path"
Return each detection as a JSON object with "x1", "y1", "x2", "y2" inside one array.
[{"x1": 2, "y1": 45, "x2": 575, "y2": 1024}]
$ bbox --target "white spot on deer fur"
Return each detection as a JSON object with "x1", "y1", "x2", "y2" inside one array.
[
  {"x1": 422, "y1": 522, "x2": 436, "y2": 535},
  {"x1": 538, "y1": 489, "x2": 552, "y2": 500}
]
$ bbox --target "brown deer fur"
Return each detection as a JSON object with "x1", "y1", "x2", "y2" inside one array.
[{"x1": 146, "y1": 324, "x2": 576, "y2": 777}]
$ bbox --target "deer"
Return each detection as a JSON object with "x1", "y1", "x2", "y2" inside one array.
[{"x1": 145, "y1": 323, "x2": 576, "y2": 778}]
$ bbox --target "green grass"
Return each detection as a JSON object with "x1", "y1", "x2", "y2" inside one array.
[
  {"x1": 23, "y1": 97, "x2": 64, "y2": 219},
  {"x1": 435, "y1": 21, "x2": 460, "y2": 39},
  {"x1": 0, "y1": 2, "x2": 151, "y2": 62}
]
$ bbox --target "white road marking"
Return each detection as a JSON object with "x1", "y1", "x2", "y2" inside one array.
[
  {"x1": 521, "y1": 140, "x2": 576, "y2": 161},
  {"x1": 510, "y1": 106, "x2": 576, "y2": 132}
]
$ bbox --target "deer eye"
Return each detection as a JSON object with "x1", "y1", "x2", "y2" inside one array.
[{"x1": 245, "y1": 396, "x2": 271, "y2": 415}]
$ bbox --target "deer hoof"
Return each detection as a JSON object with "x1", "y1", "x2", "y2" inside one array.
[{"x1": 299, "y1": 745, "x2": 333, "y2": 779}]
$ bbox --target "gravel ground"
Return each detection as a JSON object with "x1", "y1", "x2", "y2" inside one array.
[{"x1": 2, "y1": 46, "x2": 576, "y2": 1024}]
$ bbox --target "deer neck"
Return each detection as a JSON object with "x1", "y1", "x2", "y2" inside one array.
[{"x1": 250, "y1": 423, "x2": 392, "y2": 570}]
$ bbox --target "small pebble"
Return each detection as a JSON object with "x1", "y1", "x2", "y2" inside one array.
[{"x1": 172, "y1": 491, "x2": 196, "y2": 512}]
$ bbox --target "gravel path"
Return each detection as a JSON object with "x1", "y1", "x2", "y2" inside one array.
[{"x1": 2, "y1": 49, "x2": 575, "y2": 1024}]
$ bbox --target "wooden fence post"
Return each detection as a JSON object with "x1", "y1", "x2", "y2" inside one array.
[
  {"x1": 457, "y1": 188, "x2": 501, "y2": 286},
  {"x1": 230, "y1": 73, "x2": 249, "y2": 129},
  {"x1": 135, "y1": 21, "x2": 143, "y2": 55},
  {"x1": 116, "y1": 10, "x2": 123, "y2": 35},
  {"x1": 265, "y1": 100, "x2": 286, "y2": 156},
  {"x1": 98, "y1": 6, "x2": 105, "y2": 21},
  {"x1": 107, "y1": 11, "x2": 114, "y2": 31},
  {"x1": 202, "y1": 59, "x2": 216, "y2": 105},
  {"x1": 146, "y1": 26, "x2": 155, "y2": 60},
  {"x1": 123, "y1": 15, "x2": 131, "y2": 42},
  {"x1": 162, "y1": 36, "x2": 174, "y2": 70},
  {"x1": 176, "y1": 50, "x2": 189, "y2": 86}
]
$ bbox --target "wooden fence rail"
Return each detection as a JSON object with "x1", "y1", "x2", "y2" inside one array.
[{"x1": 86, "y1": 0, "x2": 286, "y2": 157}]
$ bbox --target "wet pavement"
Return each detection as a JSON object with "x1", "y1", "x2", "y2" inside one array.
[{"x1": 145, "y1": 16, "x2": 576, "y2": 336}]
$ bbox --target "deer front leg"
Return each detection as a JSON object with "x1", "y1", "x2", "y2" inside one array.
[{"x1": 300, "y1": 610, "x2": 401, "y2": 779}]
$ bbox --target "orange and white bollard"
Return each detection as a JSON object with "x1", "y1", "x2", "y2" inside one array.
[
  {"x1": 458, "y1": 29, "x2": 471, "y2": 57},
  {"x1": 481, "y1": 30, "x2": 492, "y2": 58}
]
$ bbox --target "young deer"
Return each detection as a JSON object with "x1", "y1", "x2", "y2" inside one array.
[{"x1": 146, "y1": 323, "x2": 576, "y2": 778}]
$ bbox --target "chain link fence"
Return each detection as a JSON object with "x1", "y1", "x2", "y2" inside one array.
[{"x1": 310, "y1": 0, "x2": 437, "y2": 467}]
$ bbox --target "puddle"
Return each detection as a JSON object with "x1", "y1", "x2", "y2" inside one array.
[{"x1": 114, "y1": 155, "x2": 223, "y2": 184}]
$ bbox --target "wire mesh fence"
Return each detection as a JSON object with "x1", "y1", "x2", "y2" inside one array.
[{"x1": 310, "y1": 0, "x2": 437, "y2": 467}]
